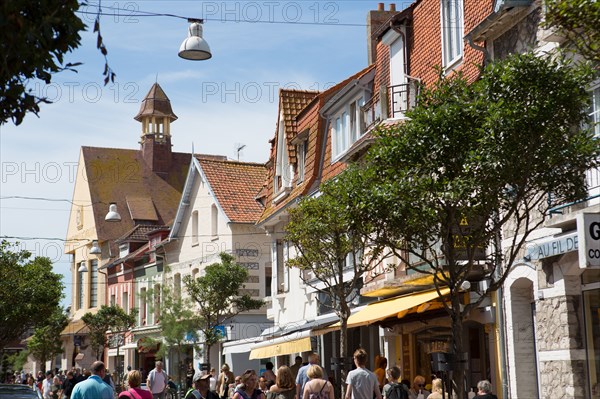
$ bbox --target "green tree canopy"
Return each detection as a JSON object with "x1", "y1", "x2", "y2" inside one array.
[
  {"x1": 285, "y1": 168, "x2": 391, "y2": 396},
  {"x1": 184, "y1": 253, "x2": 264, "y2": 364},
  {"x1": 27, "y1": 308, "x2": 69, "y2": 373},
  {"x1": 0, "y1": 0, "x2": 85, "y2": 125},
  {"x1": 544, "y1": 0, "x2": 600, "y2": 66},
  {"x1": 341, "y1": 53, "x2": 599, "y2": 397},
  {"x1": 152, "y1": 283, "x2": 202, "y2": 388},
  {"x1": 0, "y1": 240, "x2": 64, "y2": 352},
  {"x1": 82, "y1": 305, "x2": 137, "y2": 360}
]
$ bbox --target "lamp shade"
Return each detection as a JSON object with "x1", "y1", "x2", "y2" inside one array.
[
  {"x1": 78, "y1": 263, "x2": 88, "y2": 273},
  {"x1": 89, "y1": 240, "x2": 101, "y2": 254},
  {"x1": 105, "y1": 203, "x2": 121, "y2": 222},
  {"x1": 179, "y1": 21, "x2": 212, "y2": 60}
]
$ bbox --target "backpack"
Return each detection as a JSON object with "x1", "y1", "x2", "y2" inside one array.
[
  {"x1": 386, "y1": 383, "x2": 409, "y2": 399},
  {"x1": 308, "y1": 381, "x2": 327, "y2": 399}
]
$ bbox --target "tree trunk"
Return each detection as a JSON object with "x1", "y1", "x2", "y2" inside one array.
[
  {"x1": 340, "y1": 317, "x2": 348, "y2": 399},
  {"x1": 450, "y1": 294, "x2": 465, "y2": 399},
  {"x1": 204, "y1": 342, "x2": 211, "y2": 372}
]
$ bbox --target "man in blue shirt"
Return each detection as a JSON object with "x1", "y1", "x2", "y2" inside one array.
[
  {"x1": 295, "y1": 353, "x2": 320, "y2": 399},
  {"x1": 70, "y1": 361, "x2": 113, "y2": 399}
]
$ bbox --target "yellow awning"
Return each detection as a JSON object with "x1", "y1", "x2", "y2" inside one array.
[
  {"x1": 325, "y1": 287, "x2": 451, "y2": 331},
  {"x1": 249, "y1": 337, "x2": 312, "y2": 360}
]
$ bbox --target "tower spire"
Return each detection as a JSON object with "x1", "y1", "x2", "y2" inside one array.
[{"x1": 135, "y1": 83, "x2": 177, "y2": 175}]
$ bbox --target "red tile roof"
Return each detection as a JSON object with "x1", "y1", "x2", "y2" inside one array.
[
  {"x1": 81, "y1": 146, "x2": 191, "y2": 243},
  {"x1": 279, "y1": 89, "x2": 319, "y2": 164},
  {"x1": 197, "y1": 158, "x2": 267, "y2": 223}
]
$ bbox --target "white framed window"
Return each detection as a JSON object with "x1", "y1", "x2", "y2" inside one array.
[
  {"x1": 274, "y1": 240, "x2": 289, "y2": 294},
  {"x1": 191, "y1": 210, "x2": 199, "y2": 245},
  {"x1": 589, "y1": 85, "x2": 600, "y2": 138},
  {"x1": 441, "y1": 0, "x2": 464, "y2": 68},
  {"x1": 296, "y1": 140, "x2": 307, "y2": 183},
  {"x1": 122, "y1": 291, "x2": 129, "y2": 314},
  {"x1": 211, "y1": 204, "x2": 218, "y2": 237},
  {"x1": 275, "y1": 114, "x2": 293, "y2": 194},
  {"x1": 332, "y1": 96, "x2": 366, "y2": 160}
]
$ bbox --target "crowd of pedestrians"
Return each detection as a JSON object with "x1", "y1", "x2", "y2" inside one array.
[{"x1": 4, "y1": 351, "x2": 499, "y2": 399}]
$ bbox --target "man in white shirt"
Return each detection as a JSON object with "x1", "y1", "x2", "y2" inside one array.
[
  {"x1": 42, "y1": 371, "x2": 54, "y2": 399},
  {"x1": 147, "y1": 361, "x2": 168, "y2": 399},
  {"x1": 345, "y1": 348, "x2": 382, "y2": 399}
]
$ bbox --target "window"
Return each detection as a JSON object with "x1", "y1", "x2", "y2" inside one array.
[
  {"x1": 192, "y1": 210, "x2": 199, "y2": 245},
  {"x1": 332, "y1": 97, "x2": 366, "y2": 160},
  {"x1": 89, "y1": 260, "x2": 98, "y2": 308},
  {"x1": 274, "y1": 240, "x2": 289, "y2": 293},
  {"x1": 140, "y1": 288, "x2": 147, "y2": 325},
  {"x1": 275, "y1": 114, "x2": 292, "y2": 194},
  {"x1": 122, "y1": 291, "x2": 129, "y2": 314},
  {"x1": 583, "y1": 289, "x2": 600, "y2": 396},
  {"x1": 77, "y1": 263, "x2": 85, "y2": 310},
  {"x1": 589, "y1": 85, "x2": 600, "y2": 138},
  {"x1": 110, "y1": 294, "x2": 116, "y2": 307},
  {"x1": 441, "y1": 0, "x2": 464, "y2": 68},
  {"x1": 174, "y1": 273, "x2": 181, "y2": 300},
  {"x1": 211, "y1": 204, "x2": 218, "y2": 237},
  {"x1": 265, "y1": 266, "x2": 272, "y2": 297},
  {"x1": 154, "y1": 284, "x2": 161, "y2": 323},
  {"x1": 296, "y1": 140, "x2": 307, "y2": 183}
]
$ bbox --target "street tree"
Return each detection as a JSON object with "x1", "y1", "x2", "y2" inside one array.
[
  {"x1": 152, "y1": 283, "x2": 202, "y2": 390},
  {"x1": 82, "y1": 305, "x2": 137, "y2": 361},
  {"x1": 0, "y1": 240, "x2": 64, "y2": 353},
  {"x1": 27, "y1": 308, "x2": 69, "y2": 373},
  {"x1": 544, "y1": 0, "x2": 600, "y2": 66},
  {"x1": 1, "y1": 0, "x2": 116, "y2": 126},
  {"x1": 345, "y1": 53, "x2": 599, "y2": 397},
  {"x1": 285, "y1": 171, "x2": 392, "y2": 398},
  {"x1": 184, "y1": 253, "x2": 264, "y2": 366}
]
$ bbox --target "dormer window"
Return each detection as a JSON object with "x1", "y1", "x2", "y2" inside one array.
[
  {"x1": 274, "y1": 113, "x2": 293, "y2": 200},
  {"x1": 332, "y1": 96, "x2": 365, "y2": 161}
]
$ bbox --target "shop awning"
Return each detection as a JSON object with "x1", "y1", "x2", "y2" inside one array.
[
  {"x1": 318, "y1": 287, "x2": 451, "y2": 332},
  {"x1": 223, "y1": 337, "x2": 263, "y2": 355},
  {"x1": 249, "y1": 336, "x2": 312, "y2": 360},
  {"x1": 61, "y1": 319, "x2": 89, "y2": 336}
]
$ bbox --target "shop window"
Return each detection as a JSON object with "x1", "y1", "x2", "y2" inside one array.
[{"x1": 584, "y1": 289, "x2": 600, "y2": 396}]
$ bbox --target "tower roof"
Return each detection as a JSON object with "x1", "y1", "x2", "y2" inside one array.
[{"x1": 134, "y1": 83, "x2": 178, "y2": 122}]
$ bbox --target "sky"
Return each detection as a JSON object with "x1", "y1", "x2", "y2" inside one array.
[{"x1": 0, "y1": 0, "x2": 396, "y2": 307}]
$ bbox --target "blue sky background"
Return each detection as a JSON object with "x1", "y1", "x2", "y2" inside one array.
[{"x1": 0, "y1": 1, "x2": 402, "y2": 307}]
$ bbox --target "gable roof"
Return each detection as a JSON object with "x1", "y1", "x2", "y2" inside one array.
[
  {"x1": 81, "y1": 146, "x2": 191, "y2": 242},
  {"x1": 198, "y1": 157, "x2": 267, "y2": 224}
]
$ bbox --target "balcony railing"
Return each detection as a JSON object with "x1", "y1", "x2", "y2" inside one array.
[
  {"x1": 549, "y1": 166, "x2": 600, "y2": 214},
  {"x1": 389, "y1": 76, "x2": 420, "y2": 119},
  {"x1": 361, "y1": 93, "x2": 382, "y2": 132}
]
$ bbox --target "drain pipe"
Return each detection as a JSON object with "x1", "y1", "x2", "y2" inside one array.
[{"x1": 493, "y1": 212, "x2": 509, "y2": 399}]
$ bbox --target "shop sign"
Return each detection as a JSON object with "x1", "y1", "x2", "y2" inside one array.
[
  {"x1": 525, "y1": 232, "x2": 578, "y2": 260},
  {"x1": 578, "y1": 213, "x2": 600, "y2": 268}
]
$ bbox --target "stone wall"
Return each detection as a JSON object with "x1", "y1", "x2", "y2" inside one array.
[
  {"x1": 536, "y1": 295, "x2": 583, "y2": 351},
  {"x1": 539, "y1": 359, "x2": 587, "y2": 399}
]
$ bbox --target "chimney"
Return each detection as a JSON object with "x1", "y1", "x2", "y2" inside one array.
[{"x1": 367, "y1": 4, "x2": 399, "y2": 65}]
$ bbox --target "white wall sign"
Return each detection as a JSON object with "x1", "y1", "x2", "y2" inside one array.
[
  {"x1": 578, "y1": 213, "x2": 600, "y2": 268},
  {"x1": 525, "y1": 232, "x2": 578, "y2": 260}
]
